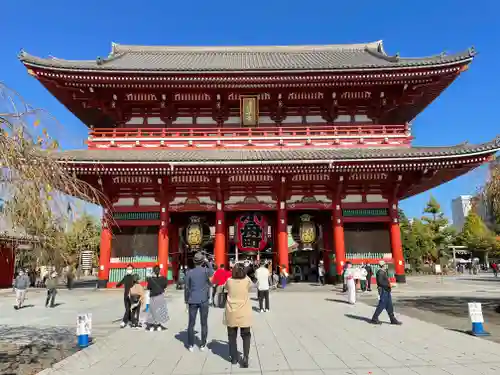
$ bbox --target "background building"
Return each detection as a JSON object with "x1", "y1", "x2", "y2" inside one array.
[{"x1": 452, "y1": 195, "x2": 473, "y2": 231}]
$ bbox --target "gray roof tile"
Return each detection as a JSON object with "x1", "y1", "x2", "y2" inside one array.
[
  {"x1": 54, "y1": 138, "x2": 500, "y2": 164},
  {"x1": 19, "y1": 41, "x2": 475, "y2": 73}
]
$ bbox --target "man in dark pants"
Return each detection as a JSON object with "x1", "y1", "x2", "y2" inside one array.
[
  {"x1": 370, "y1": 260, "x2": 401, "y2": 325},
  {"x1": 365, "y1": 263, "x2": 373, "y2": 291},
  {"x1": 116, "y1": 264, "x2": 135, "y2": 328},
  {"x1": 185, "y1": 252, "x2": 214, "y2": 352}
]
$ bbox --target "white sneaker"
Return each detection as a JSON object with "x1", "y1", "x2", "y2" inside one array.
[
  {"x1": 149, "y1": 326, "x2": 156, "y2": 332},
  {"x1": 265, "y1": 309, "x2": 269, "y2": 312},
  {"x1": 260, "y1": 309, "x2": 264, "y2": 313},
  {"x1": 199, "y1": 345, "x2": 206, "y2": 351},
  {"x1": 120, "y1": 322, "x2": 126, "y2": 328},
  {"x1": 188, "y1": 346, "x2": 194, "y2": 352}
]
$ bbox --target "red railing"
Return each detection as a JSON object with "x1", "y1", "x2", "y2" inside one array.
[{"x1": 87, "y1": 124, "x2": 411, "y2": 148}]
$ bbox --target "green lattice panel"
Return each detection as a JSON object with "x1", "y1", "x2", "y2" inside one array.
[
  {"x1": 110, "y1": 267, "x2": 173, "y2": 283},
  {"x1": 342, "y1": 208, "x2": 389, "y2": 217},
  {"x1": 113, "y1": 212, "x2": 160, "y2": 220}
]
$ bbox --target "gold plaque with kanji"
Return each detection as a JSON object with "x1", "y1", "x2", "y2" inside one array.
[{"x1": 240, "y1": 95, "x2": 259, "y2": 127}]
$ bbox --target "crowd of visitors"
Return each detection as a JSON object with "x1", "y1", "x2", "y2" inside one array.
[{"x1": 10, "y1": 252, "x2": 403, "y2": 368}]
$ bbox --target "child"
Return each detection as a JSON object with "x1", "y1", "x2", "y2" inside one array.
[
  {"x1": 129, "y1": 274, "x2": 145, "y2": 328},
  {"x1": 45, "y1": 272, "x2": 58, "y2": 308}
]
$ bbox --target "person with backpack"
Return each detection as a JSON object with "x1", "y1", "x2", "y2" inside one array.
[
  {"x1": 116, "y1": 264, "x2": 135, "y2": 328},
  {"x1": 184, "y1": 252, "x2": 214, "y2": 352},
  {"x1": 129, "y1": 274, "x2": 146, "y2": 328}
]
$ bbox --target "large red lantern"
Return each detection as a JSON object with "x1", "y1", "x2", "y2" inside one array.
[{"x1": 235, "y1": 213, "x2": 268, "y2": 253}]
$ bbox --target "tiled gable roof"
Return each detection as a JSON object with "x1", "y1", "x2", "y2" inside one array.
[{"x1": 19, "y1": 41, "x2": 475, "y2": 73}]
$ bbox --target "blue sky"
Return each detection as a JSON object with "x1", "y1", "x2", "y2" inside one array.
[{"x1": 2, "y1": 0, "x2": 498, "y2": 221}]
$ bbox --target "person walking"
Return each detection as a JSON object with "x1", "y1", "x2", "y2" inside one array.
[
  {"x1": 45, "y1": 271, "x2": 58, "y2": 308},
  {"x1": 255, "y1": 261, "x2": 270, "y2": 312},
  {"x1": 13, "y1": 269, "x2": 30, "y2": 310},
  {"x1": 185, "y1": 252, "x2": 214, "y2": 352},
  {"x1": 318, "y1": 260, "x2": 326, "y2": 285},
  {"x1": 365, "y1": 263, "x2": 373, "y2": 291},
  {"x1": 370, "y1": 260, "x2": 402, "y2": 325},
  {"x1": 212, "y1": 264, "x2": 231, "y2": 307},
  {"x1": 116, "y1": 264, "x2": 135, "y2": 328},
  {"x1": 344, "y1": 262, "x2": 356, "y2": 304},
  {"x1": 146, "y1": 265, "x2": 169, "y2": 331},
  {"x1": 279, "y1": 265, "x2": 288, "y2": 289},
  {"x1": 491, "y1": 262, "x2": 498, "y2": 278},
  {"x1": 66, "y1": 266, "x2": 74, "y2": 290},
  {"x1": 360, "y1": 264, "x2": 368, "y2": 292},
  {"x1": 224, "y1": 264, "x2": 253, "y2": 368}
]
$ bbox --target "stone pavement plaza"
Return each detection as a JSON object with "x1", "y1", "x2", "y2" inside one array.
[{"x1": 4, "y1": 287, "x2": 493, "y2": 375}]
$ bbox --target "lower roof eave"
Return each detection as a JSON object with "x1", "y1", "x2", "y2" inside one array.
[{"x1": 58, "y1": 151, "x2": 498, "y2": 167}]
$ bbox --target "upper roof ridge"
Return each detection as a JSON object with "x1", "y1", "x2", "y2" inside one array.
[{"x1": 111, "y1": 40, "x2": 384, "y2": 54}]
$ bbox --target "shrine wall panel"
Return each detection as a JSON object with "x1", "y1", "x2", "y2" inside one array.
[
  {"x1": 344, "y1": 222, "x2": 391, "y2": 257},
  {"x1": 111, "y1": 226, "x2": 159, "y2": 260}
]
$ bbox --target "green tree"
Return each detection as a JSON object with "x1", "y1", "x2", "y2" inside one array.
[
  {"x1": 458, "y1": 212, "x2": 498, "y2": 252},
  {"x1": 398, "y1": 209, "x2": 420, "y2": 264},
  {"x1": 483, "y1": 160, "x2": 500, "y2": 234},
  {"x1": 421, "y1": 196, "x2": 456, "y2": 260},
  {"x1": 62, "y1": 213, "x2": 101, "y2": 268},
  {"x1": 411, "y1": 218, "x2": 436, "y2": 262}
]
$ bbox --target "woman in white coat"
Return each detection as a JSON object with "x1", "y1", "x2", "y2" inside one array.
[{"x1": 344, "y1": 263, "x2": 356, "y2": 304}]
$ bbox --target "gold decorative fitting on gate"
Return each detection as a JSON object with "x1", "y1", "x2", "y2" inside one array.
[{"x1": 240, "y1": 95, "x2": 259, "y2": 127}]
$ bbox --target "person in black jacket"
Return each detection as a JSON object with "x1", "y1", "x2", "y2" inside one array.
[
  {"x1": 370, "y1": 260, "x2": 401, "y2": 325},
  {"x1": 146, "y1": 265, "x2": 169, "y2": 331},
  {"x1": 364, "y1": 263, "x2": 373, "y2": 291},
  {"x1": 117, "y1": 264, "x2": 135, "y2": 328}
]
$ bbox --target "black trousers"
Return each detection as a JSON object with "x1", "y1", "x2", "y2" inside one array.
[
  {"x1": 319, "y1": 275, "x2": 325, "y2": 285},
  {"x1": 188, "y1": 302, "x2": 209, "y2": 347},
  {"x1": 211, "y1": 285, "x2": 218, "y2": 305},
  {"x1": 122, "y1": 295, "x2": 132, "y2": 324},
  {"x1": 131, "y1": 302, "x2": 141, "y2": 326},
  {"x1": 257, "y1": 290, "x2": 270, "y2": 310},
  {"x1": 45, "y1": 289, "x2": 56, "y2": 307},
  {"x1": 372, "y1": 289, "x2": 395, "y2": 321},
  {"x1": 227, "y1": 327, "x2": 251, "y2": 361},
  {"x1": 366, "y1": 275, "x2": 372, "y2": 290}
]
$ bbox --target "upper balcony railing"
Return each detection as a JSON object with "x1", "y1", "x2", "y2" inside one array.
[{"x1": 87, "y1": 124, "x2": 412, "y2": 149}]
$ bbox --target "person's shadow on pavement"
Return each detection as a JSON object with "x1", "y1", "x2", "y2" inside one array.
[
  {"x1": 207, "y1": 339, "x2": 230, "y2": 361},
  {"x1": 175, "y1": 330, "x2": 199, "y2": 349}
]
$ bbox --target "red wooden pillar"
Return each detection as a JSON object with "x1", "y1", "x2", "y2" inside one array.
[
  {"x1": 98, "y1": 210, "x2": 112, "y2": 288},
  {"x1": 389, "y1": 202, "x2": 406, "y2": 283},
  {"x1": 277, "y1": 200, "x2": 289, "y2": 272},
  {"x1": 158, "y1": 202, "x2": 170, "y2": 277},
  {"x1": 214, "y1": 202, "x2": 226, "y2": 268},
  {"x1": 333, "y1": 204, "x2": 346, "y2": 282}
]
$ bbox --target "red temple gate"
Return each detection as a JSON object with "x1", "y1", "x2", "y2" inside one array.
[{"x1": 19, "y1": 41, "x2": 499, "y2": 287}]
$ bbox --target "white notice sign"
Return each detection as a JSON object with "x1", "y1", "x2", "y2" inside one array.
[
  {"x1": 76, "y1": 313, "x2": 92, "y2": 335},
  {"x1": 468, "y1": 302, "x2": 484, "y2": 323}
]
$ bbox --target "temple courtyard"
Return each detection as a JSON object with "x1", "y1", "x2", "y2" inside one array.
[{"x1": 1, "y1": 277, "x2": 500, "y2": 375}]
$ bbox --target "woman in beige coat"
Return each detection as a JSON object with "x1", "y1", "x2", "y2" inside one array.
[{"x1": 224, "y1": 264, "x2": 253, "y2": 368}]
